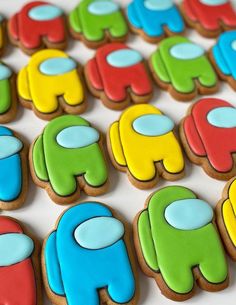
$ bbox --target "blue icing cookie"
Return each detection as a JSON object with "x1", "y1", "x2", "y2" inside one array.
[
  {"x1": 107, "y1": 49, "x2": 142, "y2": 67},
  {"x1": 39, "y1": 57, "x2": 77, "y2": 76},
  {"x1": 28, "y1": 4, "x2": 63, "y2": 21},
  {"x1": 132, "y1": 114, "x2": 174, "y2": 136},
  {"x1": 56, "y1": 126, "x2": 100, "y2": 148},
  {"x1": 207, "y1": 107, "x2": 236, "y2": 128},
  {"x1": 170, "y1": 43, "x2": 204, "y2": 60},
  {"x1": 165, "y1": 199, "x2": 213, "y2": 230},
  {"x1": 0, "y1": 233, "x2": 34, "y2": 266},
  {"x1": 74, "y1": 216, "x2": 124, "y2": 249},
  {"x1": 88, "y1": 1, "x2": 119, "y2": 15},
  {"x1": 127, "y1": 0, "x2": 184, "y2": 38}
]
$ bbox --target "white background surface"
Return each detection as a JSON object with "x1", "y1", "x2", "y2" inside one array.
[{"x1": 1, "y1": 0, "x2": 236, "y2": 304}]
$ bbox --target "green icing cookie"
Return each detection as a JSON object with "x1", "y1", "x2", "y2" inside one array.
[
  {"x1": 136, "y1": 186, "x2": 228, "y2": 301},
  {"x1": 31, "y1": 115, "x2": 108, "y2": 204},
  {"x1": 69, "y1": 0, "x2": 128, "y2": 46}
]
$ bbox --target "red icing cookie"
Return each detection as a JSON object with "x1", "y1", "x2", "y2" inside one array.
[
  {"x1": 180, "y1": 98, "x2": 236, "y2": 180},
  {"x1": 84, "y1": 43, "x2": 153, "y2": 110},
  {"x1": 182, "y1": 0, "x2": 236, "y2": 38},
  {"x1": 8, "y1": 1, "x2": 67, "y2": 55}
]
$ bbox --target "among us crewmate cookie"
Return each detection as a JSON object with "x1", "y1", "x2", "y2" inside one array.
[
  {"x1": 180, "y1": 98, "x2": 236, "y2": 180},
  {"x1": 30, "y1": 115, "x2": 108, "y2": 204},
  {"x1": 210, "y1": 30, "x2": 236, "y2": 90},
  {"x1": 69, "y1": 0, "x2": 128, "y2": 48},
  {"x1": 149, "y1": 36, "x2": 218, "y2": 101},
  {"x1": 17, "y1": 49, "x2": 86, "y2": 120},
  {"x1": 0, "y1": 63, "x2": 17, "y2": 123},
  {"x1": 0, "y1": 127, "x2": 28, "y2": 210},
  {"x1": 8, "y1": 1, "x2": 67, "y2": 55},
  {"x1": 127, "y1": 0, "x2": 185, "y2": 43},
  {"x1": 85, "y1": 43, "x2": 153, "y2": 110},
  {"x1": 107, "y1": 104, "x2": 185, "y2": 189},
  {"x1": 216, "y1": 177, "x2": 236, "y2": 260},
  {"x1": 181, "y1": 0, "x2": 236, "y2": 38},
  {"x1": 134, "y1": 186, "x2": 228, "y2": 301},
  {"x1": 0, "y1": 216, "x2": 41, "y2": 305},
  {"x1": 42, "y1": 202, "x2": 138, "y2": 305}
]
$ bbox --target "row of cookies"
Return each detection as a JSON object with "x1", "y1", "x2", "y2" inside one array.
[
  {"x1": 0, "y1": 0, "x2": 236, "y2": 56},
  {"x1": 2, "y1": 99, "x2": 235, "y2": 209},
  {"x1": 2, "y1": 31, "x2": 236, "y2": 121},
  {"x1": 3, "y1": 180, "x2": 236, "y2": 304}
]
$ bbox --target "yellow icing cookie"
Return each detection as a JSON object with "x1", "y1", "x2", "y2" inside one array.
[
  {"x1": 107, "y1": 104, "x2": 185, "y2": 188},
  {"x1": 17, "y1": 49, "x2": 86, "y2": 120}
]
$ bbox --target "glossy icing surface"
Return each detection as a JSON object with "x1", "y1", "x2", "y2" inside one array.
[
  {"x1": 9, "y1": 1, "x2": 66, "y2": 50},
  {"x1": 0, "y1": 136, "x2": 23, "y2": 160},
  {"x1": 0, "y1": 65, "x2": 12, "y2": 81},
  {"x1": 69, "y1": 0, "x2": 128, "y2": 42},
  {"x1": 32, "y1": 115, "x2": 108, "y2": 197},
  {"x1": 56, "y1": 126, "x2": 100, "y2": 149},
  {"x1": 85, "y1": 43, "x2": 152, "y2": 103},
  {"x1": 127, "y1": 0, "x2": 184, "y2": 38},
  {"x1": 182, "y1": 98, "x2": 236, "y2": 173},
  {"x1": 109, "y1": 104, "x2": 184, "y2": 182},
  {"x1": 137, "y1": 186, "x2": 228, "y2": 294},
  {"x1": 132, "y1": 114, "x2": 174, "y2": 136},
  {"x1": 106, "y1": 49, "x2": 143, "y2": 67},
  {"x1": 74, "y1": 216, "x2": 124, "y2": 249},
  {"x1": 151, "y1": 36, "x2": 217, "y2": 94},
  {"x1": 0, "y1": 64, "x2": 13, "y2": 115},
  {"x1": 28, "y1": 4, "x2": 63, "y2": 21},
  {"x1": 0, "y1": 233, "x2": 34, "y2": 266},
  {"x1": 164, "y1": 199, "x2": 213, "y2": 230},
  {"x1": 207, "y1": 107, "x2": 236, "y2": 128},
  {"x1": 44, "y1": 202, "x2": 135, "y2": 304},
  {"x1": 200, "y1": 0, "x2": 228, "y2": 5},
  {"x1": 18, "y1": 49, "x2": 84, "y2": 115}
]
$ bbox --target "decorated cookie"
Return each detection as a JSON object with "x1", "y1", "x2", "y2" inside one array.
[
  {"x1": 127, "y1": 0, "x2": 185, "y2": 43},
  {"x1": 17, "y1": 49, "x2": 86, "y2": 120},
  {"x1": 30, "y1": 115, "x2": 108, "y2": 204},
  {"x1": 149, "y1": 36, "x2": 218, "y2": 101},
  {"x1": 0, "y1": 15, "x2": 6, "y2": 56},
  {"x1": 85, "y1": 43, "x2": 153, "y2": 110},
  {"x1": 69, "y1": 0, "x2": 128, "y2": 48},
  {"x1": 180, "y1": 98, "x2": 236, "y2": 180},
  {"x1": 210, "y1": 30, "x2": 236, "y2": 90},
  {"x1": 0, "y1": 216, "x2": 41, "y2": 305},
  {"x1": 216, "y1": 177, "x2": 236, "y2": 260},
  {"x1": 107, "y1": 104, "x2": 185, "y2": 189},
  {"x1": 8, "y1": 1, "x2": 67, "y2": 55},
  {"x1": 42, "y1": 202, "x2": 138, "y2": 305},
  {"x1": 134, "y1": 186, "x2": 228, "y2": 301},
  {"x1": 181, "y1": 0, "x2": 236, "y2": 38},
  {"x1": 0, "y1": 127, "x2": 28, "y2": 210},
  {"x1": 0, "y1": 63, "x2": 17, "y2": 123}
]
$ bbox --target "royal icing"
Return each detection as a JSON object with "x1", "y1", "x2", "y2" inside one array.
[
  {"x1": 31, "y1": 115, "x2": 108, "y2": 201},
  {"x1": 164, "y1": 199, "x2": 213, "y2": 230},
  {"x1": 150, "y1": 36, "x2": 217, "y2": 95},
  {"x1": 106, "y1": 49, "x2": 142, "y2": 68},
  {"x1": 182, "y1": 98, "x2": 236, "y2": 174},
  {"x1": 0, "y1": 63, "x2": 13, "y2": 117},
  {"x1": 132, "y1": 114, "x2": 174, "y2": 136},
  {"x1": 136, "y1": 186, "x2": 228, "y2": 296},
  {"x1": 182, "y1": 0, "x2": 236, "y2": 32},
  {"x1": 212, "y1": 30, "x2": 236, "y2": 80},
  {"x1": 217, "y1": 178, "x2": 236, "y2": 258},
  {"x1": 108, "y1": 104, "x2": 184, "y2": 184},
  {"x1": 0, "y1": 127, "x2": 24, "y2": 203},
  {"x1": 17, "y1": 49, "x2": 85, "y2": 117},
  {"x1": 127, "y1": 0, "x2": 184, "y2": 39},
  {"x1": 74, "y1": 216, "x2": 124, "y2": 249},
  {"x1": 69, "y1": 0, "x2": 128, "y2": 44},
  {"x1": 44, "y1": 202, "x2": 136, "y2": 305},
  {"x1": 85, "y1": 43, "x2": 152, "y2": 105},
  {"x1": 8, "y1": 1, "x2": 66, "y2": 51},
  {"x1": 0, "y1": 216, "x2": 37, "y2": 305}
]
